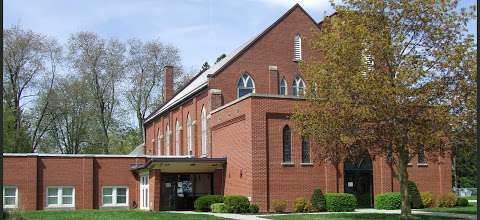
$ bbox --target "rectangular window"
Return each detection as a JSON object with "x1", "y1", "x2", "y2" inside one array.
[
  {"x1": 3, "y1": 186, "x2": 18, "y2": 208},
  {"x1": 102, "y1": 186, "x2": 128, "y2": 207},
  {"x1": 46, "y1": 187, "x2": 75, "y2": 208}
]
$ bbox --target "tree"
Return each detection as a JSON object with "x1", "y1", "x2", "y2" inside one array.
[
  {"x1": 200, "y1": 62, "x2": 210, "y2": 73},
  {"x1": 125, "y1": 38, "x2": 181, "y2": 141},
  {"x1": 292, "y1": 1, "x2": 475, "y2": 217},
  {"x1": 3, "y1": 26, "x2": 59, "y2": 152},
  {"x1": 215, "y1": 53, "x2": 226, "y2": 64},
  {"x1": 68, "y1": 32, "x2": 126, "y2": 153}
]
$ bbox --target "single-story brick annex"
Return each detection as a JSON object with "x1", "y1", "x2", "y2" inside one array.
[{"x1": 3, "y1": 4, "x2": 451, "y2": 212}]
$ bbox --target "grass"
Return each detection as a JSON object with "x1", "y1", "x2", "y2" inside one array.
[
  {"x1": 264, "y1": 213, "x2": 464, "y2": 220},
  {"x1": 461, "y1": 196, "x2": 477, "y2": 200},
  {"x1": 4, "y1": 209, "x2": 228, "y2": 220},
  {"x1": 422, "y1": 205, "x2": 477, "y2": 215}
]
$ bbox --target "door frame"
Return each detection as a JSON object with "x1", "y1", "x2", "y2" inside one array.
[{"x1": 139, "y1": 173, "x2": 149, "y2": 210}]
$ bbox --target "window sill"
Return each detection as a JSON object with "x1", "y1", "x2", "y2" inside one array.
[
  {"x1": 102, "y1": 204, "x2": 129, "y2": 208},
  {"x1": 4, "y1": 205, "x2": 18, "y2": 209},
  {"x1": 407, "y1": 163, "x2": 413, "y2": 167},
  {"x1": 417, "y1": 163, "x2": 428, "y2": 167},
  {"x1": 300, "y1": 162, "x2": 313, "y2": 166},
  {"x1": 46, "y1": 205, "x2": 75, "y2": 209},
  {"x1": 281, "y1": 162, "x2": 295, "y2": 167}
]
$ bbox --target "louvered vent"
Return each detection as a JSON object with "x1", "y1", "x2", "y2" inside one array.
[{"x1": 293, "y1": 34, "x2": 302, "y2": 61}]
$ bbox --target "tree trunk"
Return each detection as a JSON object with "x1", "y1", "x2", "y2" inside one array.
[{"x1": 398, "y1": 147, "x2": 411, "y2": 218}]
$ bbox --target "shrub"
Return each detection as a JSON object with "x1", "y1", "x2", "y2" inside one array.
[
  {"x1": 210, "y1": 203, "x2": 227, "y2": 213},
  {"x1": 304, "y1": 201, "x2": 313, "y2": 212},
  {"x1": 272, "y1": 200, "x2": 288, "y2": 213},
  {"x1": 437, "y1": 192, "x2": 457, "y2": 208},
  {"x1": 408, "y1": 181, "x2": 423, "y2": 209},
  {"x1": 311, "y1": 188, "x2": 326, "y2": 212},
  {"x1": 375, "y1": 192, "x2": 401, "y2": 210},
  {"x1": 224, "y1": 195, "x2": 250, "y2": 213},
  {"x1": 420, "y1": 192, "x2": 436, "y2": 208},
  {"x1": 194, "y1": 195, "x2": 224, "y2": 212},
  {"x1": 294, "y1": 197, "x2": 308, "y2": 212},
  {"x1": 249, "y1": 204, "x2": 259, "y2": 213},
  {"x1": 324, "y1": 193, "x2": 356, "y2": 212},
  {"x1": 456, "y1": 197, "x2": 469, "y2": 207},
  {"x1": 3, "y1": 212, "x2": 25, "y2": 220}
]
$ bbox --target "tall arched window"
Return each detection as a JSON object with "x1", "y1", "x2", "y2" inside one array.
[
  {"x1": 165, "y1": 124, "x2": 170, "y2": 155},
  {"x1": 292, "y1": 76, "x2": 305, "y2": 97},
  {"x1": 237, "y1": 74, "x2": 255, "y2": 98},
  {"x1": 187, "y1": 113, "x2": 193, "y2": 156},
  {"x1": 175, "y1": 120, "x2": 181, "y2": 156},
  {"x1": 157, "y1": 129, "x2": 161, "y2": 156},
  {"x1": 293, "y1": 34, "x2": 302, "y2": 61},
  {"x1": 302, "y1": 136, "x2": 310, "y2": 163},
  {"x1": 201, "y1": 106, "x2": 207, "y2": 156},
  {"x1": 279, "y1": 79, "x2": 287, "y2": 96},
  {"x1": 283, "y1": 125, "x2": 292, "y2": 163}
]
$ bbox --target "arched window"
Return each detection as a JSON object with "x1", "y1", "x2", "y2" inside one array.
[
  {"x1": 282, "y1": 125, "x2": 292, "y2": 163},
  {"x1": 279, "y1": 79, "x2": 288, "y2": 96},
  {"x1": 292, "y1": 76, "x2": 305, "y2": 97},
  {"x1": 302, "y1": 136, "x2": 310, "y2": 163},
  {"x1": 187, "y1": 113, "x2": 193, "y2": 156},
  {"x1": 293, "y1": 34, "x2": 302, "y2": 61},
  {"x1": 237, "y1": 74, "x2": 255, "y2": 98},
  {"x1": 165, "y1": 124, "x2": 170, "y2": 155},
  {"x1": 157, "y1": 129, "x2": 161, "y2": 156},
  {"x1": 175, "y1": 120, "x2": 181, "y2": 156},
  {"x1": 201, "y1": 106, "x2": 207, "y2": 156},
  {"x1": 418, "y1": 145, "x2": 427, "y2": 164}
]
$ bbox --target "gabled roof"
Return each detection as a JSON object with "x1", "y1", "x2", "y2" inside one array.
[{"x1": 144, "y1": 4, "x2": 319, "y2": 124}]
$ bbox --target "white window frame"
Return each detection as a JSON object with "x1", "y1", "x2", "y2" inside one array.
[
  {"x1": 280, "y1": 78, "x2": 288, "y2": 95},
  {"x1": 293, "y1": 76, "x2": 306, "y2": 97},
  {"x1": 139, "y1": 173, "x2": 149, "y2": 210},
  {"x1": 46, "y1": 186, "x2": 75, "y2": 208},
  {"x1": 157, "y1": 128, "x2": 161, "y2": 156},
  {"x1": 165, "y1": 125, "x2": 170, "y2": 156},
  {"x1": 175, "y1": 120, "x2": 181, "y2": 156},
  {"x1": 187, "y1": 113, "x2": 193, "y2": 156},
  {"x1": 3, "y1": 186, "x2": 18, "y2": 209},
  {"x1": 237, "y1": 74, "x2": 256, "y2": 98},
  {"x1": 102, "y1": 186, "x2": 129, "y2": 207},
  {"x1": 201, "y1": 107, "x2": 208, "y2": 157}
]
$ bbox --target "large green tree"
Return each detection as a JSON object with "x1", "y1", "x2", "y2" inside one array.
[{"x1": 293, "y1": 0, "x2": 475, "y2": 217}]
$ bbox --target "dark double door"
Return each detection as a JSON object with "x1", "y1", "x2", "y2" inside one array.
[
  {"x1": 160, "y1": 173, "x2": 213, "y2": 211},
  {"x1": 344, "y1": 157, "x2": 374, "y2": 208}
]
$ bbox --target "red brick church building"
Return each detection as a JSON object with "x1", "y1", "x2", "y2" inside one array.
[{"x1": 3, "y1": 4, "x2": 451, "y2": 212}]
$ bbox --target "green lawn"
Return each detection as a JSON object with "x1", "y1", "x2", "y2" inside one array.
[
  {"x1": 264, "y1": 213, "x2": 464, "y2": 220},
  {"x1": 5, "y1": 209, "x2": 228, "y2": 220},
  {"x1": 461, "y1": 196, "x2": 477, "y2": 200},
  {"x1": 422, "y1": 205, "x2": 477, "y2": 215}
]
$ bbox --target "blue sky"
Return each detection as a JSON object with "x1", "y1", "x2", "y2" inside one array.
[{"x1": 4, "y1": 0, "x2": 477, "y2": 71}]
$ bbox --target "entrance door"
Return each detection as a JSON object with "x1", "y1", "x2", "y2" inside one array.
[
  {"x1": 344, "y1": 156, "x2": 374, "y2": 208},
  {"x1": 140, "y1": 174, "x2": 149, "y2": 210},
  {"x1": 160, "y1": 173, "x2": 213, "y2": 211}
]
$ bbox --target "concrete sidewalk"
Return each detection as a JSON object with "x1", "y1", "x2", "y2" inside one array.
[{"x1": 169, "y1": 209, "x2": 477, "y2": 220}]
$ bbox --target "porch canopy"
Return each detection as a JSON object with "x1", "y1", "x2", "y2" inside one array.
[{"x1": 130, "y1": 157, "x2": 226, "y2": 173}]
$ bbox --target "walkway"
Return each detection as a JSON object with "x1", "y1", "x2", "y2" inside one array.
[{"x1": 169, "y1": 209, "x2": 477, "y2": 220}]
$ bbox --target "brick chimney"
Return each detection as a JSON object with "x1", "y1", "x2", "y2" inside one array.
[{"x1": 164, "y1": 66, "x2": 174, "y2": 102}]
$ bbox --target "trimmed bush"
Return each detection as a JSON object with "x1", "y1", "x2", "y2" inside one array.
[
  {"x1": 194, "y1": 195, "x2": 224, "y2": 212},
  {"x1": 438, "y1": 192, "x2": 457, "y2": 208},
  {"x1": 324, "y1": 193, "x2": 356, "y2": 212},
  {"x1": 304, "y1": 201, "x2": 313, "y2": 212},
  {"x1": 420, "y1": 192, "x2": 436, "y2": 208},
  {"x1": 456, "y1": 197, "x2": 469, "y2": 207},
  {"x1": 249, "y1": 204, "x2": 259, "y2": 213},
  {"x1": 408, "y1": 181, "x2": 423, "y2": 209},
  {"x1": 272, "y1": 200, "x2": 288, "y2": 213},
  {"x1": 311, "y1": 188, "x2": 326, "y2": 212},
  {"x1": 294, "y1": 197, "x2": 308, "y2": 212},
  {"x1": 224, "y1": 196, "x2": 250, "y2": 213},
  {"x1": 375, "y1": 192, "x2": 401, "y2": 210},
  {"x1": 211, "y1": 203, "x2": 227, "y2": 213}
]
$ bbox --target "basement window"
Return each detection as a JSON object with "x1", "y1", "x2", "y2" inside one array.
[
  {"x1": 102, "y1": 186, "x2": 128, "y2": 207},
  {"x1": 3, "y1": 186, "x2": 18, "y2": 208},
  {"x1": 46, "y1": 186, "x2": 75, "y2": 208}
]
